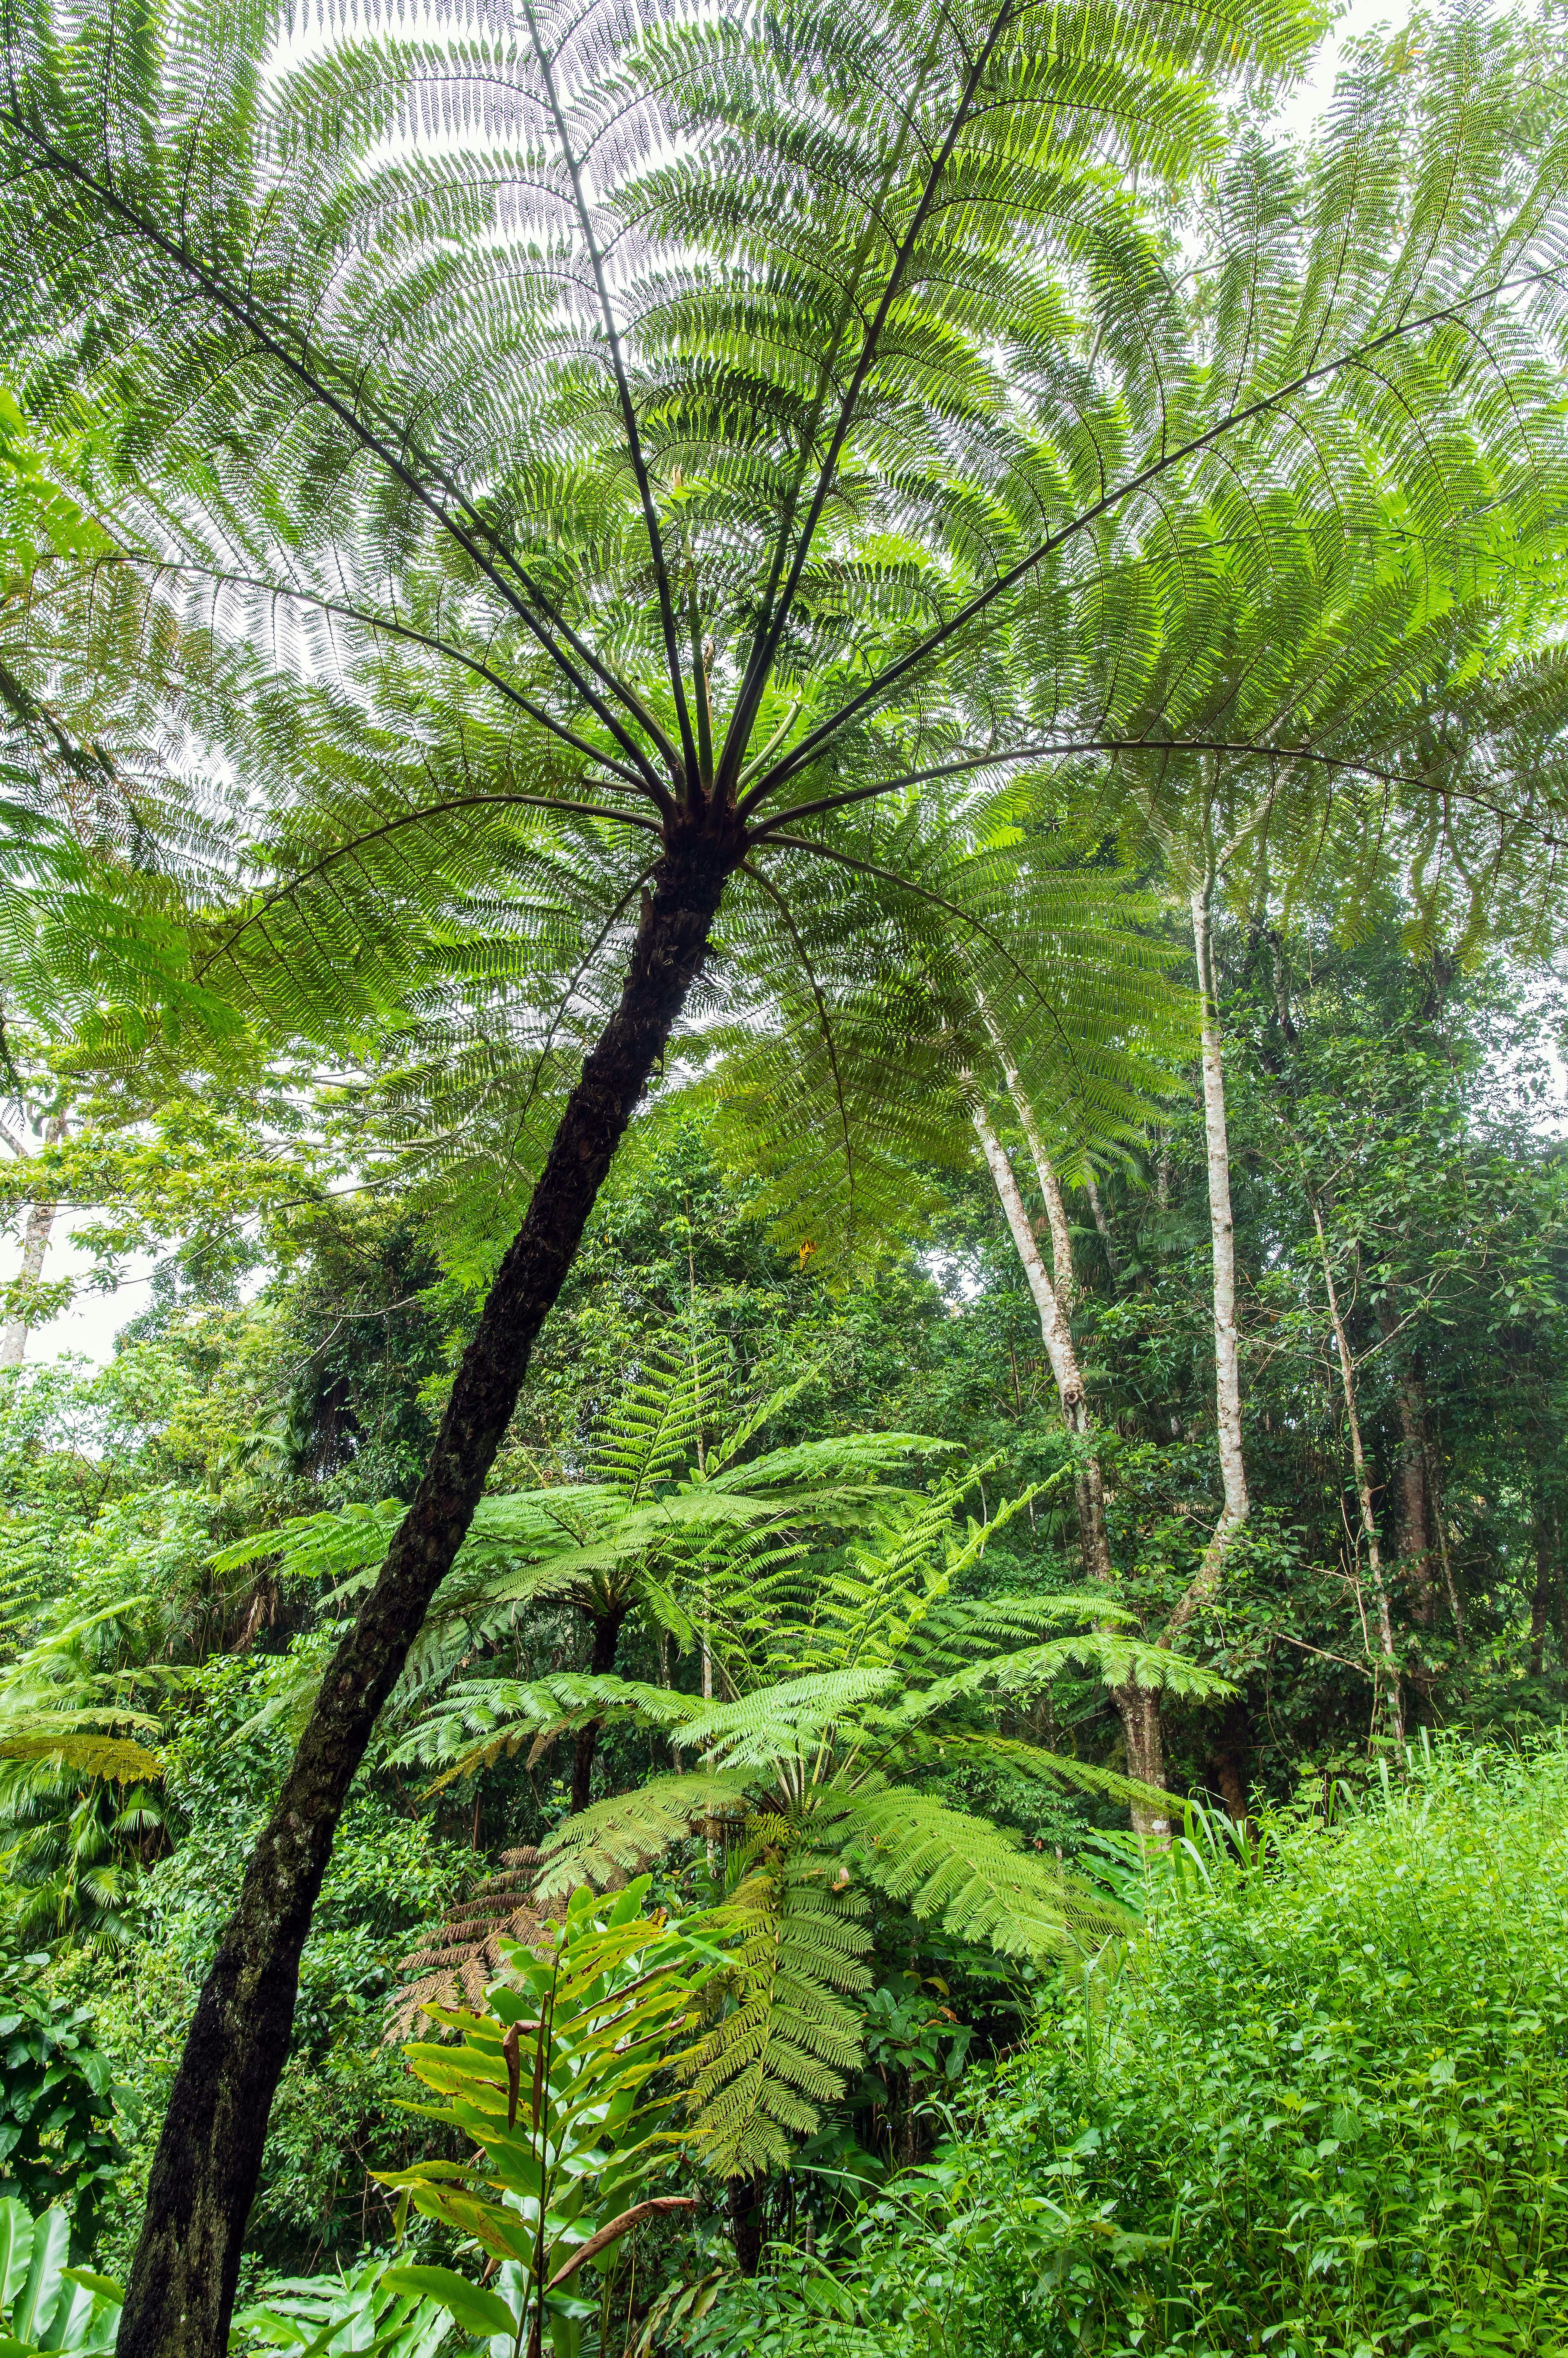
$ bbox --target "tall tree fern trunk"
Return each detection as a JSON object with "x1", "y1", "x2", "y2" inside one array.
[
  {"x1": 117, "y1": 827, "x2": 736, "y2": 2358},
  {"x1": 969, "y1": 1100, "x2": 1167, "y2": 1835}
]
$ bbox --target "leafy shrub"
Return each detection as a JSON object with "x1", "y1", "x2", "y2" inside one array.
[
  {"x1": 0, "y1": 1956, "x2": 122, "y2": 2247},
  {"x1": 697, "y1": 1740, "x2": 1568, "y2": 2357},
  {"x1": 0, "y1": 2193, "x2": 122, "y2": 2356}
]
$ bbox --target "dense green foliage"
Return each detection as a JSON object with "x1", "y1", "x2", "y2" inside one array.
[
  {"x1": 0, "y1": 2193, "x2": 123, "y2": 2357},
  {"x1": 1, "y1": 0, "x2": 1568, "y2": 2342},
  {"x1": 0, "y1": 1956, "x2": 122, "y2": 2244},
  {"x1": 701, "y1": 1741, "x2": 1568, "y2": 2357}
]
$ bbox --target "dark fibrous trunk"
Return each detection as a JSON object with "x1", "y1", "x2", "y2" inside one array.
[
  {"x1": 727, "y1": 2173, "x2": 767, "y2": 2276},
  {"x1": 570, "y1": 1607, "x2": 627, "y2": 1814},
  {"x1": 117, "y1": 828, "x2": 735, "y2": 2358}
]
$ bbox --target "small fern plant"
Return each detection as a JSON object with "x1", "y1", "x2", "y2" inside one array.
[{"x1": 399, "y1": 1473, "x2": 1226, "y2": 2180}]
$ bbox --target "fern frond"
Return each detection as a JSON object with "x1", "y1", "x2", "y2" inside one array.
[
  {"x1": 835, "y1": 1780, "x2": 1118, "y2": 1957},
  {"x1": 534, "y1": 1771, "x2": 758, "y2": 1900},
  {"x1": 683, "y1": 1856, "x2": 872, "y2": 2180},
  {"x1": 593, "y1": 1341, "x2": 730, "y2": 1502}
]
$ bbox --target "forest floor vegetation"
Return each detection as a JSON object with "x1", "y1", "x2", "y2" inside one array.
[{"x1": 703, "y1": 1739, "x2": 1568, "y2": 2358}]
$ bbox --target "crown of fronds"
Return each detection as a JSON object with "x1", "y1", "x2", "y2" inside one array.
[{"x1": 1, "y1": 0, "x2": 1564, "y2": 1235}]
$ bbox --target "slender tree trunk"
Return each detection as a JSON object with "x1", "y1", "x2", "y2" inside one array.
[
  {"x1": 117, "y1": 826, "x2": 736, "y2": 2358},
  {"x1": 570, "y1": 1607, "x2": 627, "y2": 1814},
  {"x1": 1170, "y1": 884, "x2": 1248, "y2": 1629},
  {"x1": 970, "y1": 1099, "x2": 1167, "y2": 1832},
  {"x1": 1305, "y1": 1187, "x2": 1403, "y2": 1746},
  {"x1": 1423, "y1": 1437, "x2": 1466, "y2": 1645},
  {"x1": 1377, "y1": 1303, "x2": 1437, "y2": 1628},
  {"x1": 1, "y1": 1117, "x2": 65, "y2": 1365},
  {"x1": 1530, "y1": 1491, "x2": 1558, "y2": 1678},
  {"x1": 1208, "y1": 1700, "x2": 1252, "y2": 1823},
  {"x1": 1083, "y1": 1172, "x2": 1120, "y2": 1289},
  {"x1": 971, "y1": 1100, "x2": 1104, "y2": 1569}
]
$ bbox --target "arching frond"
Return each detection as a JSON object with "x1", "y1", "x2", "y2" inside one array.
[
  {"x1": 682, "y1": 1854, "x2": 872, "y2": 2180},
  {"x1": 833, "y1": 1779, "x2": 1119, "y2": 1957}
]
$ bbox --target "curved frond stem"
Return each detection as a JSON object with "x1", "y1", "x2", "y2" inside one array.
[
  {"x1": 753, "y1": 832, "x2": 1084, "y2": 1080},
  {"x1": 195, "y1": 793, "x2": 662, "y2": 978},
  {"x1": 521, "y1": 2, "x2": 698, "y2": 795},
  {"x1": 1, "y1": 114, "x2": 681, "y2": 795},
  {"x1": 504, "y1": 856, "x2": 664, "y2": 1143},
  {"x1": 748, "y1": 265, "x2": 1561, "y2": 799},
  {"x1": 132, "y1": 560, "x2": 664, "y2": 803},
  {"x1": 738, "y1": 857, "x2": 856, "y2": 1228},
  {"x1": 743, "y1": 736, "x2": 1423, "y2": 837}
]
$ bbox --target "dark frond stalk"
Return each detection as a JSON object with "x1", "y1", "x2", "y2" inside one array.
[
  {"x1": 750, "y1": 270, "x2": 1554, "y2": 799},
  {"x1": 116, "y1": 821, "x2": 740, "y2": 2358},
  {"x1": 521, "y1": 1, "x2": 699, "y2": 793},
  {"x1": 139, "y1": 563, "x2": 659, "y2": 797},
  {"x1": 718, "y1": 5, "x2": 1013, "y2": 795},
  {"x1": 2, "y1": 118, "x2": 680, "y2": 800},
  {"x1": 199, "y1": 794, "x2": 661, "y2": 979}
]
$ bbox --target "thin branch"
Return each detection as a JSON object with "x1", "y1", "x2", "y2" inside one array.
[
  {"x1": 752, "y1": 830, "x2": 1085, "y2": 1084},
  {"x1": 747, "y1": 732, "x2": 1568, "y2": 853},
  {"x1": 505, "y1": 859, "x2": 663, "y2": 1143},
  {"x1": 744, "y1": 735, "x2": 1417, "y2": 836}
]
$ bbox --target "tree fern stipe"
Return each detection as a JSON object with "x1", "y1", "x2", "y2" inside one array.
[{"x1": 3, "y1": 3, "x2": 1566, "y2": 2353}]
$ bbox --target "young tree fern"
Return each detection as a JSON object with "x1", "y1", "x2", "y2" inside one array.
[
  {"x1": 217, "y1": 1343, "x2": 955, "y2": 1806},
  {"x1": 397, "y1": 1473, "x2": 1227, "y2": 2182},
  {"x1": 2, "y1": 3, "x2": 1565, "y2": 2347}
]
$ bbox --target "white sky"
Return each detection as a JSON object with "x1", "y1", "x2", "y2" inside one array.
[{"x1": 0, "y1": 0, "x2": 1425, "y2": 1374}]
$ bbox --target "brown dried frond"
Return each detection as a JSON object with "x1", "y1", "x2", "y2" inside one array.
[{"x1": 386, "y1": 1846, "x2": 547, "y2": 2039}]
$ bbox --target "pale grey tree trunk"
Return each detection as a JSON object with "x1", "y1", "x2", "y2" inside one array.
[
  {"x1": 1306, "y1": 1186, "x2": 1403, "y2": 1745},
  {"x1": 1, "y1": 1117, "x2": 65, "y2": 1366},
  {"x1": 1166, "y1": 882, "x2": 1248, "y2": 1637},
  {"x1": 1083, "y1": 1171, "x2": 1120, "y2": 1287},
  {"x1": 970, "y1": 1096, "x2": 1168, "y2": 1833}
]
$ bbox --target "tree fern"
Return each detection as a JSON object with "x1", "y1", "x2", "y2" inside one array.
[
  {"x1": 400, "y1": 1473, "x2": 1220, "y2": 2176},
  {"x1": 9, "y1": 0, "x2": 1566, "y2": 2332},
  {"x1": 223, "y1": 1352, "x2": 948, "y2": 1794}
]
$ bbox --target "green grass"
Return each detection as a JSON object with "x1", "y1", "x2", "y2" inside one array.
[{"x1": 698, "y1": 1739, "x2": 1568, "y2": 2357}]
